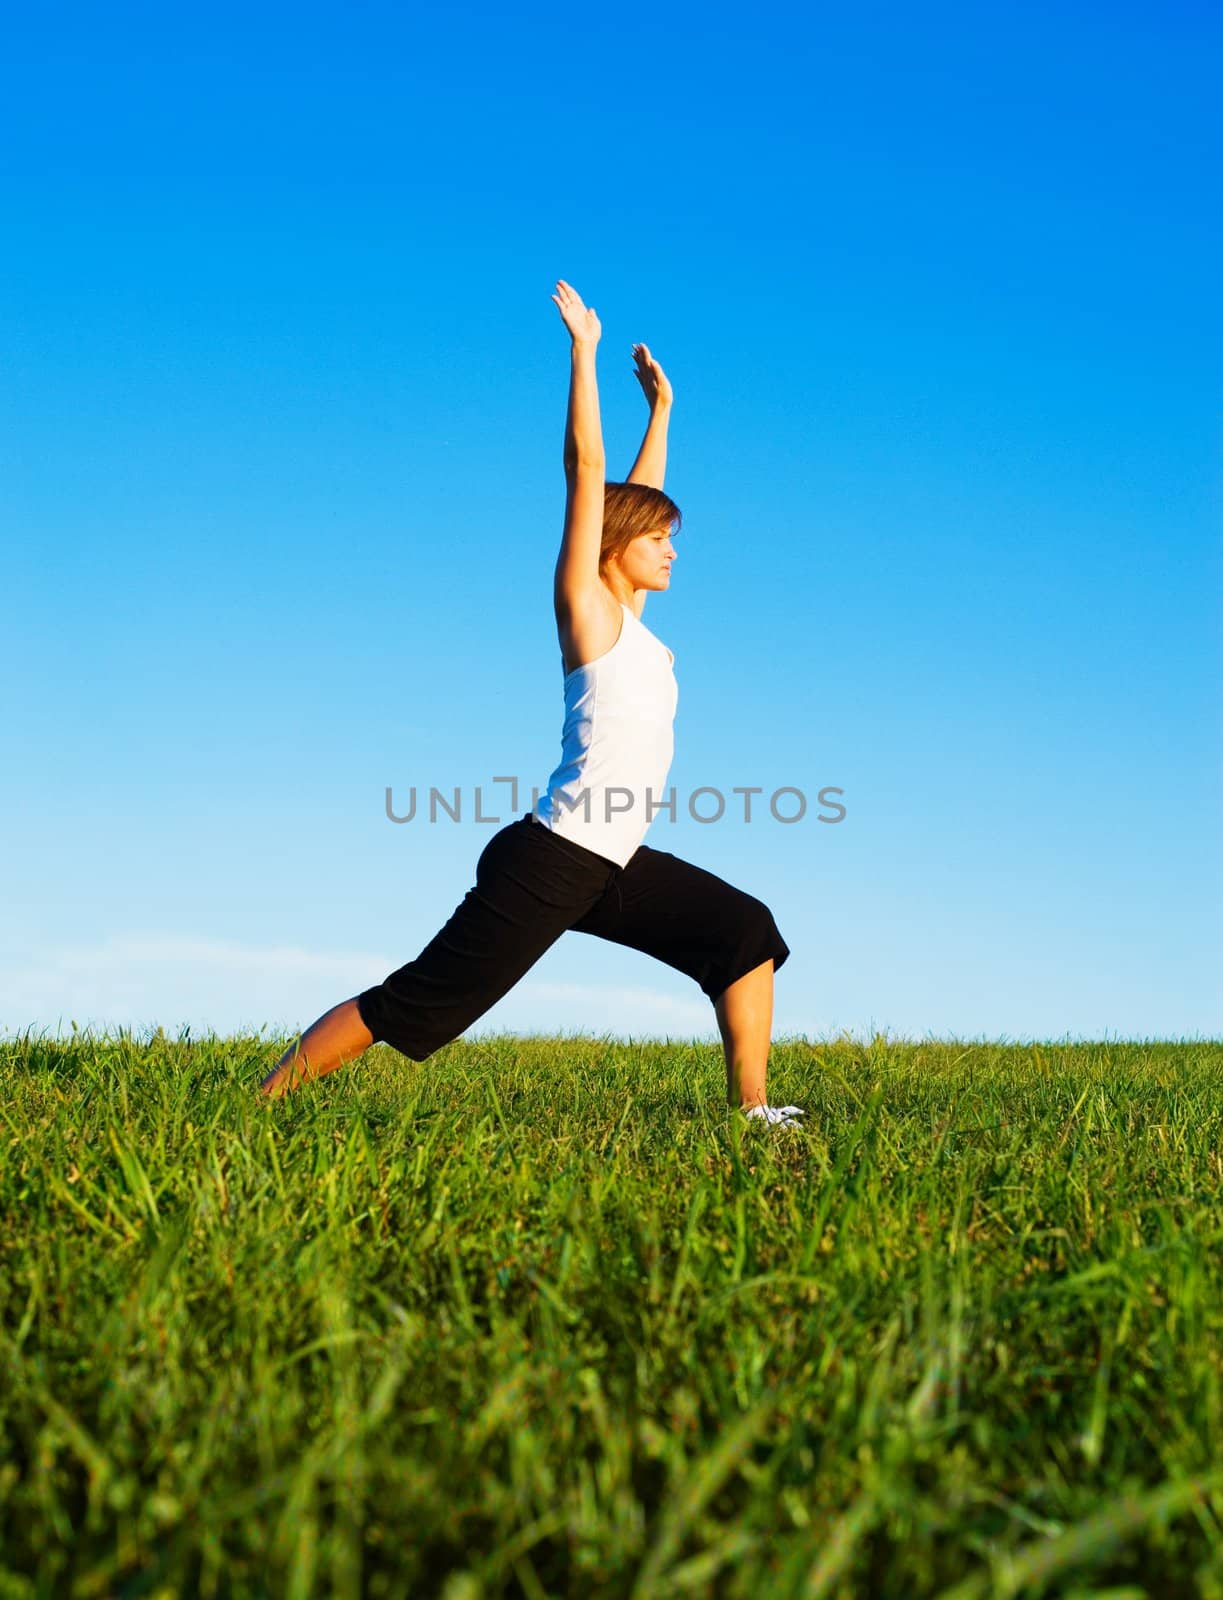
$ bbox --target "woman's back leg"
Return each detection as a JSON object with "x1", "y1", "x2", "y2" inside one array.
[{"x1": 260, "y1": 998, "x2": 374, "y2": 1098}]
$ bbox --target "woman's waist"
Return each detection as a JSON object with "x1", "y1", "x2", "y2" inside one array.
[{"x1": 547, "y1": 741, "x2": 674, "y2": 785}]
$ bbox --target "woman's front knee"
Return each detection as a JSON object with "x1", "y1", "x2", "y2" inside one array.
[{"x1": 720, "y1": 896, "x2": 789, "y2": 990}]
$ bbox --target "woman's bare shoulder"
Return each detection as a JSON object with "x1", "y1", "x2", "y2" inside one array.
[{"x1": 555, "y1": 583, "x2": 623, "y2": 675}]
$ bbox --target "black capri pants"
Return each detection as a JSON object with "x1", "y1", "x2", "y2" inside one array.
[{"x1": 356, "y1": 813, "x2": 790, "y2": 1062}]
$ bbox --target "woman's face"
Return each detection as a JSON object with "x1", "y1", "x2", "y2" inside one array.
[{"x1": 611, "y1": 525, "x2": 677, "y2": 591}]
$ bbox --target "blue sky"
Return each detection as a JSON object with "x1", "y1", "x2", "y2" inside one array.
[{"x1": 2, "y1": 1, "x2": 1219, "y2": 1047}]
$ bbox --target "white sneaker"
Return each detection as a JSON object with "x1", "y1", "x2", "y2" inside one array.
[{"x1": 741, "y1": 1104, "x2": 806, "y2": 1128}]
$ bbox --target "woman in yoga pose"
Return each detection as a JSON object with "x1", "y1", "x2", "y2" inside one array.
[{"x1": 259, "y1": 281, "x2": 803, "y2": 1126}]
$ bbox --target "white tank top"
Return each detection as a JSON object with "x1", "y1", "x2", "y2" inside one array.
[{"x1": 533, "y1": 603, "x2": 679, "y2": 867}]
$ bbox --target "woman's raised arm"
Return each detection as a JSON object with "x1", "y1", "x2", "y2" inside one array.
[
  {"x1": 626, "y1": 342, "x2": 673, "y2": 490},
  {"x1": 551, "y1": 280, "x2": 606, "y2": 609}
]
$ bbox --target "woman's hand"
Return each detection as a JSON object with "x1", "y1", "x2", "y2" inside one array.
[
  {"x1": 552, "y1": 280, "x2": 602, "y2": 347},
  {"x1": 631, "y1": 342, "x2": 673, "y2": 411}
]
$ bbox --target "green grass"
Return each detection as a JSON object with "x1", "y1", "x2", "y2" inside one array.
[{"x1": 1, "y1": 1030, "x2": 1221, "y2": 1598}]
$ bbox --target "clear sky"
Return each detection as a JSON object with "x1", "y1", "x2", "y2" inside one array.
[{"x1": 3, "y1": 1, "x2": 1219, "y2": 1047}]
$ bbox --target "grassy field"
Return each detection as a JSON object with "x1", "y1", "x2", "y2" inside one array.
[{"x1": 1, "y1": 1031, "x2": 1220, "y2": 1599}]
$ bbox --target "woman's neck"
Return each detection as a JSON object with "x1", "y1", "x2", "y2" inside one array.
[{"x1": 602, "y1": 578, "x2": 644, "y2": 617}]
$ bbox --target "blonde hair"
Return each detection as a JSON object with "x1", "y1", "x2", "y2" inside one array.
[{"x1": 599, "y1": 482, "x2": 682, "y2": 573}]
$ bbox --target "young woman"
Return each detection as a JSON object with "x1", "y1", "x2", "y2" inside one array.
[{"x1": 259, "y1": 281, "x2": 803, "y2": 1126}]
